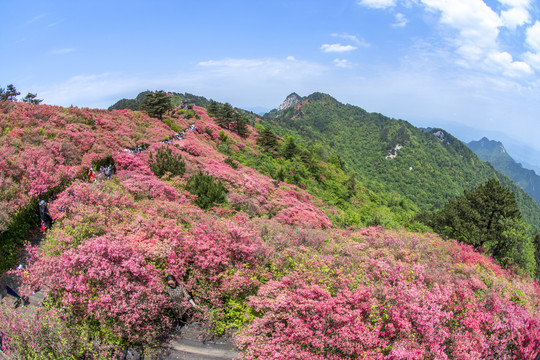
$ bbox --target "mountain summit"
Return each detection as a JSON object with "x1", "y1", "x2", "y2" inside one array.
[
  {"x1": 262, "y1": 92, "x2": 540, "y2": 229},
  {"x1": 468, "y1": 137, "x2": 540, "y2": 206},
  {"x1": 277, "y1": 92, "x2": 302, "y2": 111}
]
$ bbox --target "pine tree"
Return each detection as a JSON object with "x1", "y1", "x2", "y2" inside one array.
[
  {"x1": 140, "y1": 90, "x2": 172, "y2": 120},
  {"x1": 233, "y1": 112, "x2": 249, "y2": 138},
  {"x1": 208, "y1": 99, "x2": 219, "y2": 117},
  {"x1": 257, "y1": 128, "x2": 279, "y2": 153},
  {"x1": 186, "y1": 172, "x2": 228, "y2": 209},
  {"x1": 282, "y1": 137, "x2": 298, "y2": 160},
  {"x1": 0, "y1": 84, "x2": 20, "y2": 101},
  {"x1": 428, "y1": 179, "x2": 537, "y2": 274},
  {"x1": 22, "y1": 93, "x2": 42, "y2": 104},
  {"x1": 148, "y1": 147, "x2": 185, "y2": 178}
]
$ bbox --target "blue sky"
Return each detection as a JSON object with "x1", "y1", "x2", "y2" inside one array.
[{"x1": 2, "y1": 0, "x2": 540, "y2": 166}]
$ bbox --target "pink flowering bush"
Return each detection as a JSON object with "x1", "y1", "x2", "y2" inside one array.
[
  {"x1": 0, "y1": 101, "x2": 173, "y2": 231},
  {"x1": 24, "y1": 237, "x2": 171, "y2": 346},
  {"x1": 1, "y1": 102, "x2": 540, "y2": 359},
  {"x1": 237, "y1": 226, "x2": 540, "y2": 359}
]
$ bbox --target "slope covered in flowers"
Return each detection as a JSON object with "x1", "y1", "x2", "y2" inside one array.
[{"x1": 0, "y1": 101, "x2": 539, "y2": 359}]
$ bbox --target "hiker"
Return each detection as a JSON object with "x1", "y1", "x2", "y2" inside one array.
[
  {"x1": 105, "y1": 165, "x2": 112, "y2": 180},
  {"x1": 165, "y1": 275, "x2": 198, "y2": 325},
  {"x1": 39, "y1": 200, "x2": 53, "y2": 231},
  {"x1": 88, "y1": 168, "x2": 95, "y2": 182},
  {"x1": 5, "y1": 285, "x2": 28, "y2": 309}
]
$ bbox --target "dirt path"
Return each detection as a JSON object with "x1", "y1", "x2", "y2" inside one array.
[
  {"x1": 162, "y1": 323, "x2": 239, "y2": 360},
  {"x1": 0, "y1": 228, "x2": 44, "y2": 301}
]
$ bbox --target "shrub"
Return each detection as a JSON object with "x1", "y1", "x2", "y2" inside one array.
[
  {"x1": 186, "y1": 172, "x2": 228, "y2": 210},
  {"x1": 224, "y1": 157, "x2": 239, "y2": 169},
  {"x1": 148, "y1": 147, "x2": 186, "y2": 178}
]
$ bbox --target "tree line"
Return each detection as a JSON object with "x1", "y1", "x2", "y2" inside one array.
[{"x1": 0, "y1": 84, "x2": 42, "y2": 104}]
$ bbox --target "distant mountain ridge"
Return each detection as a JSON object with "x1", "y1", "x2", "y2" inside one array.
[
  {"x1": 109, "y1": 91, "x2": 213, "y2": 111},
  {"x1": 263, "y1": 92, "x2": 540, "y2": 230},
  {"x1": 468, "y1": 137, "x2": 540, "y2": 206}
]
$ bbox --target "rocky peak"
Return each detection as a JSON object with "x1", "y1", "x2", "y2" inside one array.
[{"x1": 278, "y1": 93, "x2": 302, "y2": 111}]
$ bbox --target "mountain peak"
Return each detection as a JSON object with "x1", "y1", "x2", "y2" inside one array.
[
  {"x1": 470, "y1": 137, "x2": 506, "y2": 154},
  {"x1": 278, "y1": 93, "x2": 303, "y2": 111}
]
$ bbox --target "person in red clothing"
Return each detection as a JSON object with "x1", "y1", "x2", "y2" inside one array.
[{"x1": 88, "y1": 167, "x2": 95, "y2": 182}]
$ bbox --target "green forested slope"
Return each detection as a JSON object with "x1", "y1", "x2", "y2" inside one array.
[
  {"x1": 262, "y1": 92, "x2": 540, "y2": 230},
  {"x1": 468, "y1": 137, "x2": 540, "y2": 206}
]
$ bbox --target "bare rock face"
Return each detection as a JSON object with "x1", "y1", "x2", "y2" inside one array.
[{"x1": 278, "y1": 93, "x2": 302, "y2": 111}]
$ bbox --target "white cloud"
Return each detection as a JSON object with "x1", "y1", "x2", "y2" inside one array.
[
  {"x1": 48, "y1": 48, "x2": 76, "y2": 55},
  {"x1": 357, "y1": 0, "x2": 397, "y2": 9},
  {"x1": 484, "y1": 51, "x2": 533, "y2": 77},
  {"x1": 320, "y1": 43, "x2": 357, "y2": 53},
  {"x1": 333, "y1": 59, "x2": 355, "y2": 68},
  {"x1": 501, "y1": 7, "x2": 530, "y2": 29},
  {"x1": 331, "y1": 33, "x2": 371, "y2": 47},
  {"x1": 393, "y1": 13, "x2": 408, "y2": 27},
  {"x1": 524, "y1": 51, "x2": 540, "y2": 70},
  {"x1": 525, "y1": 21, "x2": 540, "y2": 52}
]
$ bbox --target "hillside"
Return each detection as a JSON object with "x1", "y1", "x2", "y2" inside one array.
[
  {"x1": 262, "y1": 92, "x2": 540, "y2": 230},
  {"x1": 1, "y1": 100, "x2": 539, "y2": 359},
  {"x1": 468, "y1": 137, "x2": 540, "y2": 206},
  {"x1": 109, "y1": 91, "x2": 213, "y2": 111}
]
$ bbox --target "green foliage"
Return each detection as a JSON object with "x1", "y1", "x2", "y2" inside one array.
[
  {"x1": 186, "y1": 172, "x2": 228, "y2": 210},
  {"x1": 22, "y1": 93, "x2": 43, "y2": 104},
  {"x1": 426, "y1": 179, "x2": 537, "y2": 275},
  {"x1": 91, "y1": 154, "x2": 115, "y2": 170},
  {"x1": 468, "y1": 137, "x2": 540, "y2": 207},
  {"x1": 0, "y1": 180, "x2": 75, "y2": 273},
  {"x1": 207, "y1": 99, "x2": 219, "y2": 116},
  {"x1": 262, "y1": 93, "x2": 540, "y2": 231},
  {"x1": 0, "y1": 84, "x2": 21, "y2": 101},
  {"x1": 219, "y1": 129, "x2": 228, "y2": 143},
  {"x1": 140, "y1": 90, "x2": 172, "y2": 120},
  {"x1": 149, "y1": 147, "x2": 186, "y2": 178},
  {"x1": 211, "y1": 298, "x2": 255, "y2": 336},
  {"x1": 218, "y1": 129, "x2": 422, "y2": 230},
  {"x1": 224, "y1": 157, "x2": 239, "y2": 169},
  {"x1": 282, "y1": 137, "x2": 298, "y2": 160},
  {"x1": 257, "y1": 128, "x2": 279, "y2": 153},
  {"x1": 491, "y1": 218, "x2": 537, "y2": 276},
  {"x1": 210, "y1": 102, "x2": 250, "y2": 137},
  {"x1": 109, "y1": 91, "x2": 211, "y2": 111},
  {"x1": 161, "y1": 117, "x2": 183, "y2": 132},
  {"x1": 429, "y1": 179, "x2": 520, "y2": 247}
]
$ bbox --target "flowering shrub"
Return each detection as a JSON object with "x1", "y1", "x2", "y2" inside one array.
[
  {"x1": 237, "y1": 227, "x2": 540, "y2": 359},
  {"x1": 1, "y1": 102, "x2": 539, "y2": 359},
  {"x1": 24, "y1": 237, "x2": 171, "y2": 346}
]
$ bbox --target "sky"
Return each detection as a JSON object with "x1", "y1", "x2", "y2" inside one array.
[{"x1": 2, "y1": 0, "x2": 540, "y2": 167}]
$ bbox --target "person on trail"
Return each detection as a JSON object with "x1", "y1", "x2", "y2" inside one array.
[
  {"x1": 165, "y1": 275, "x2": 199, "y2": 326},
  {"x1": 39, "y1": 200, "x2": 53, "y2": 231},
  {"x1": 5, "y1": 285, "x2": 28, "y2": 309},
  {"x1": 88, "y1": 167, "x2": 95, "y2": 182}
]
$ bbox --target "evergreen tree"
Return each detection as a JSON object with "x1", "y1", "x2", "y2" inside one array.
[
  {"x1": 22, "y1": 93, "x2": 42, "y2": 104},
  {"x1": 0, "y1": 84, "x2": 20, "y2": 101},
  {"x1": 257, "y1": 128, "x2": 279, "y2": 153},
  {"x1": 186, "y1": 172, "x2": 228, "y2": 210},
  {"x1": 140, "y1": 90, "x2": 172, "y2": 120},
  {"x1": 428, "y1": 179, "x2": 537, "y2": 274},
  {"x1": 346, "y1": 173, "x2": 357, "y2": 198},
  {"x1": 282, "y1": 137, "x2": 299, "y2": 160},
  {"x1": 431, "y1": 179, "x2": 520, "y2": 247},
  {"x1": 216, "y1": 103, "x2": 234, "y2": 129},
  {"x1": 208, "y1": 99, "x2": 219, "y2": 117},
  {"x1": 148, "y1": 147, "x2": 185, "y2": 178},
  {"x1": 233, "y1": 112, "x2": 249, "y2": 138}
]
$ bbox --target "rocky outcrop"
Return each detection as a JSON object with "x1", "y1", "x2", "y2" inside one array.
[{"x1": 278, "y1": 93, "x2": 303, "y2": 111}]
